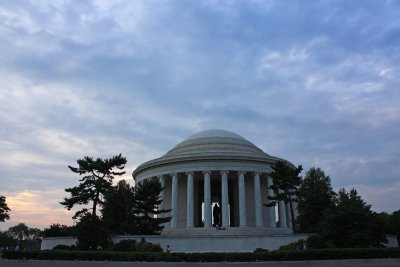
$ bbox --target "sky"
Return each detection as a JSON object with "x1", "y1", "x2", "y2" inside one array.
[{"x1": 1, "y1": 0, "x2": 400, "y2": 231}]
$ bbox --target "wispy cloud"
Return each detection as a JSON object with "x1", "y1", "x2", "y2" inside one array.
[
  {"x1": 341, "y1": 182, "x2": 400, "y2": 213},
  {"x1": 3, "y1": 189, "x2": 73, "y2": 230},
  {"x1": 0, "y1": 0, "x2": 400, "y2": 229}
]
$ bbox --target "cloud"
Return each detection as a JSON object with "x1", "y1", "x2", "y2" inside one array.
[
  {"x1": 0, "y1": 189, "x2": 72, "y2": 230},
  {"x1": 340, "y1": 182, "x2": 400, "y2": 213},
  {"x1": 0, "y1": 0, "x2": 400, "y2": 229}
]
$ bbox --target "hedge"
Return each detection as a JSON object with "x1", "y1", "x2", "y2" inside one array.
[{"x1": 2, "y1": 248, "x2": 400, "y2": 262}]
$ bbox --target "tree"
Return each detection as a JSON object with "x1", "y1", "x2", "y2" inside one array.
[
  {"x1": 0, "y1": 195, "x2": 11, "y2": 222},
  {"x1": 378, "y1": 210, "x2": 400, "y2": 245},
  {"x1": 296, "y1": 167, "x2": 336, "y2": 233},
  {"x1": 43, "y1": 223, "x2": 76, "y2": 237},
  {"x1": 265, "y1": 160, "x2": 302, "y2": 232},
  {"x1": 102, "y1": 180, "x2": 137, "y2": 234},
  {"x1": 60, "y1": 154, "x2": 127, "y2": 219},
  {"x1": 391, "y1": 210, "x2": 400, "y2": 245},
  {"x1": 7, "y1": 223, "x2": 42, "y2": 249},
  {"x1": 134, "y1": 178, "x2": 171, "y2": 235},
  {"x1": 0, "y1": 231, "x2": 16, "y2": 248},
  {"x1": 75, "y1": 214, "x2": 110, "y2": 250},
  {"x1": 319, "y1": 188, "x2": 386, "y2": 248}
]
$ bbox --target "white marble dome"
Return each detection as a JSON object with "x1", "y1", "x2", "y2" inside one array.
[
  {"x1": 132, "y1": 129, "x2": 286, "y2": 183},
  {"x1": 164, "y1": 129, "x2": 269, "y2": 160}
]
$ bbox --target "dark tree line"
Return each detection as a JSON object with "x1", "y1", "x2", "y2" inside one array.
[
  {"x1": 101, "y1": 178, "x2": 171, "y2": 235},
  {"x1": 0, "y1": 223, "x2": 42, "y2": 250},
  {"x1": 267, "y1": 161, "x2": 399, "y2": 248},
  {"x1": 59, "y1": 154, "x2": 171, "y2": 250}
]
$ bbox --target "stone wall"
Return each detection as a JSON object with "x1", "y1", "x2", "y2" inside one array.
[{"x1": 41, "y1": 234, "x2": 309, "y2": 252}]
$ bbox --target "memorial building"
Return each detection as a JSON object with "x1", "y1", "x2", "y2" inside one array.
[
  {"x1": 130, "y1": 129, "x2": 307, "y2": 251},
  {"x1": 41, "y1": 129, "x2": 308, "y2": 252}
]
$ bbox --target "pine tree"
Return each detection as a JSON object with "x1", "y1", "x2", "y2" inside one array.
[
  {"x1": 102, "y1": 180, "x2": 136, "y2": 234},
  {"x1": 296, "y1": 167, "x2": 336, "y2": 233},
  {"x1": 76, "y1": 214, "x2": 110, "y2": 250},
  {"x1": 320, "y1": 188, "x2": 386, "y2": 248},
  {"x1": 134, "y1": 178, "x2": 171, "y2": 235},
  {"x1": 60, "y1": 154, "x2": 127, "y2": 219},
  {"x1": 265, "y1": 160, "x2": 302, "y2": 232}
]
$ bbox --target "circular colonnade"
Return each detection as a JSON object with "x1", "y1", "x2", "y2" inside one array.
[{"x1": 132, "y1": 129, "x2": 295, "y2": 232}]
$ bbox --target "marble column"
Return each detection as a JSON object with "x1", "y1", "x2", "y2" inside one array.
[
  {"x1": 286, "y1": 202, "x2": 292, "y2": 228},
  {"x1": 186, "y1": 172, "x2": 194, "y2": 228},
  {"x1": 170, "y1": 173, "x2": 178, "y2": 228},
  {"x1": 221, "y1": 170, "x2": 229, "y2": 227},
  {"x1": 278, "y1": 190, "x2": 287, "y2": 228},
  {"x1": 267, "y1": 177, "x2": 277, "y2": 228},
  {"x1": 203, "y1": 171, "x2": 212, "y2": 228},
  {"x1": 238, "y1": 171, "x2": 247, "y2": 227},
  {"x1": 292, "y1": 201, "x2": 299, "y2": 219},
  {"x1": 159, "y1": 175, "x2": 165, "y2": 217},
  {"x1": 253, "y1": 172, "x2": 263, "y2": 227}
]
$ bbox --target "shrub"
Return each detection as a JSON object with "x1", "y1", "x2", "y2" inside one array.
[
  {"x1": 76, "y1": 215, "x2": 111, "y2": 250},
  {"x1": 112, "y1": 240, "x2": 137, "y2": 251},
  {"x1": 2, "y1": 248, "x2": 400, "y2": 262},
  {"x1": 53, "y1": 244, "x2": 74, "y2": 250},
  {"x1": 135, "y1": 239, "x2": 162, "y2": 252},
  {"x1": 112, "y1": 239, "x2": 162, "y2": 252},
  {"x1": 306, "y1": 234, "x2": 328, "y2": 249},
  {"x1": 278, "y1": 239, "x2": 305, "y2": 251}
]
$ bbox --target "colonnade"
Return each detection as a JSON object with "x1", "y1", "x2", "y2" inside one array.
[{"x1": 156, "y1": 170, "x2": 292, "y2": 229}]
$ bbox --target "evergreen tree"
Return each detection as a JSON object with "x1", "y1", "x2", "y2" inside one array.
[
  {"x1": 134, "y1": 178, "x2": 171, "y2": 235},
  {"x1": 76, "y1": 214, "x2": 110, "y2": 250},
  {"x1": 296, "y1": 167, "x2": 336, "y2": 233},
  {"x1": 43, "y1": 223, "x2": 76, "y2": 237},
  {"x1": 102, "y1": 180, "x2": 136, "y2": 234},
  {"x1": 320, "y1": 188, "x2": 386, "y2": 248},
  {"x1": 391, "y1": 210, "x2": 400, "y2": 245},
  {"x1": 0, "y1": 195, "x2": 11, "y2": 222},
  {"x1": 60, "y1": 154, "x2": 127, "y2": 219},
  {"x1": 377, "y1": 210, "x2": 400, "y2": 245},
  {"x1": 265, "y1": 160, "x2": 302, "y2": 232}
]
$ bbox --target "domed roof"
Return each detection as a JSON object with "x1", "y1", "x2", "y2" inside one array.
[
  {"x1": 132, "y1": 129, "x2": 287, "y2": 180},
  {"x1": 185, "y1": 129, "x2": 247, "y2": 141},
  {"x1": 164, "y1": 129, "x2": 269, "y2": 159}
]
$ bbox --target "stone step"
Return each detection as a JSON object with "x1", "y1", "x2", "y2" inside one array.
[{"x1": 161, "y1": 227, "x2": 293, "y2": 237}]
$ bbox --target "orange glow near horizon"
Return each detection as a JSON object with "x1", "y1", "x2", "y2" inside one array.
[
  {"x1": 3, "y1": 190, "x2": 74, "y2": 230},
  {"x1": 1, "y1": 176, "x2": 136, "y2": 231}
]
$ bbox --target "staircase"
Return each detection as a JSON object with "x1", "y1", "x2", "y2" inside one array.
[{"x1": 161, "y1": 227, "x2": 293, "y2": 237}]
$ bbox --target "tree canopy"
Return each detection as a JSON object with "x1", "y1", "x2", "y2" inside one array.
[
  {"x1": 388, "y1": 210, "x2": 400, "y2": 244},
  {"x1": 75, "y1": 214, "x2": 110, "y2": 250},
  {"x1": 7, "y1": 223, "x2": 42, "y2": 249},
  {"x1": 0, "y1": 195, "x2": 11, "y2": 222},
  {"x1": 43, "y1": 223, "x2": 76, "y2": 237},
  {"x1": 296, "y1": 167, "x2": 336, "y2": 233},
  {"x1": 60, "y1": 154, "x2": 127, "y2": 219},
  {"x1": 319, "y1": 188, "x2": 386, "y2": 248},
  {"x1": 265, "y1": 160, "x2": 302, "y2": 232},
  {"x1": 134, "y1": 178, "x2": 171, "y2": 235},
  {"x1": 102, "y1": 180, "x2": 136, "y2": 234}
]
